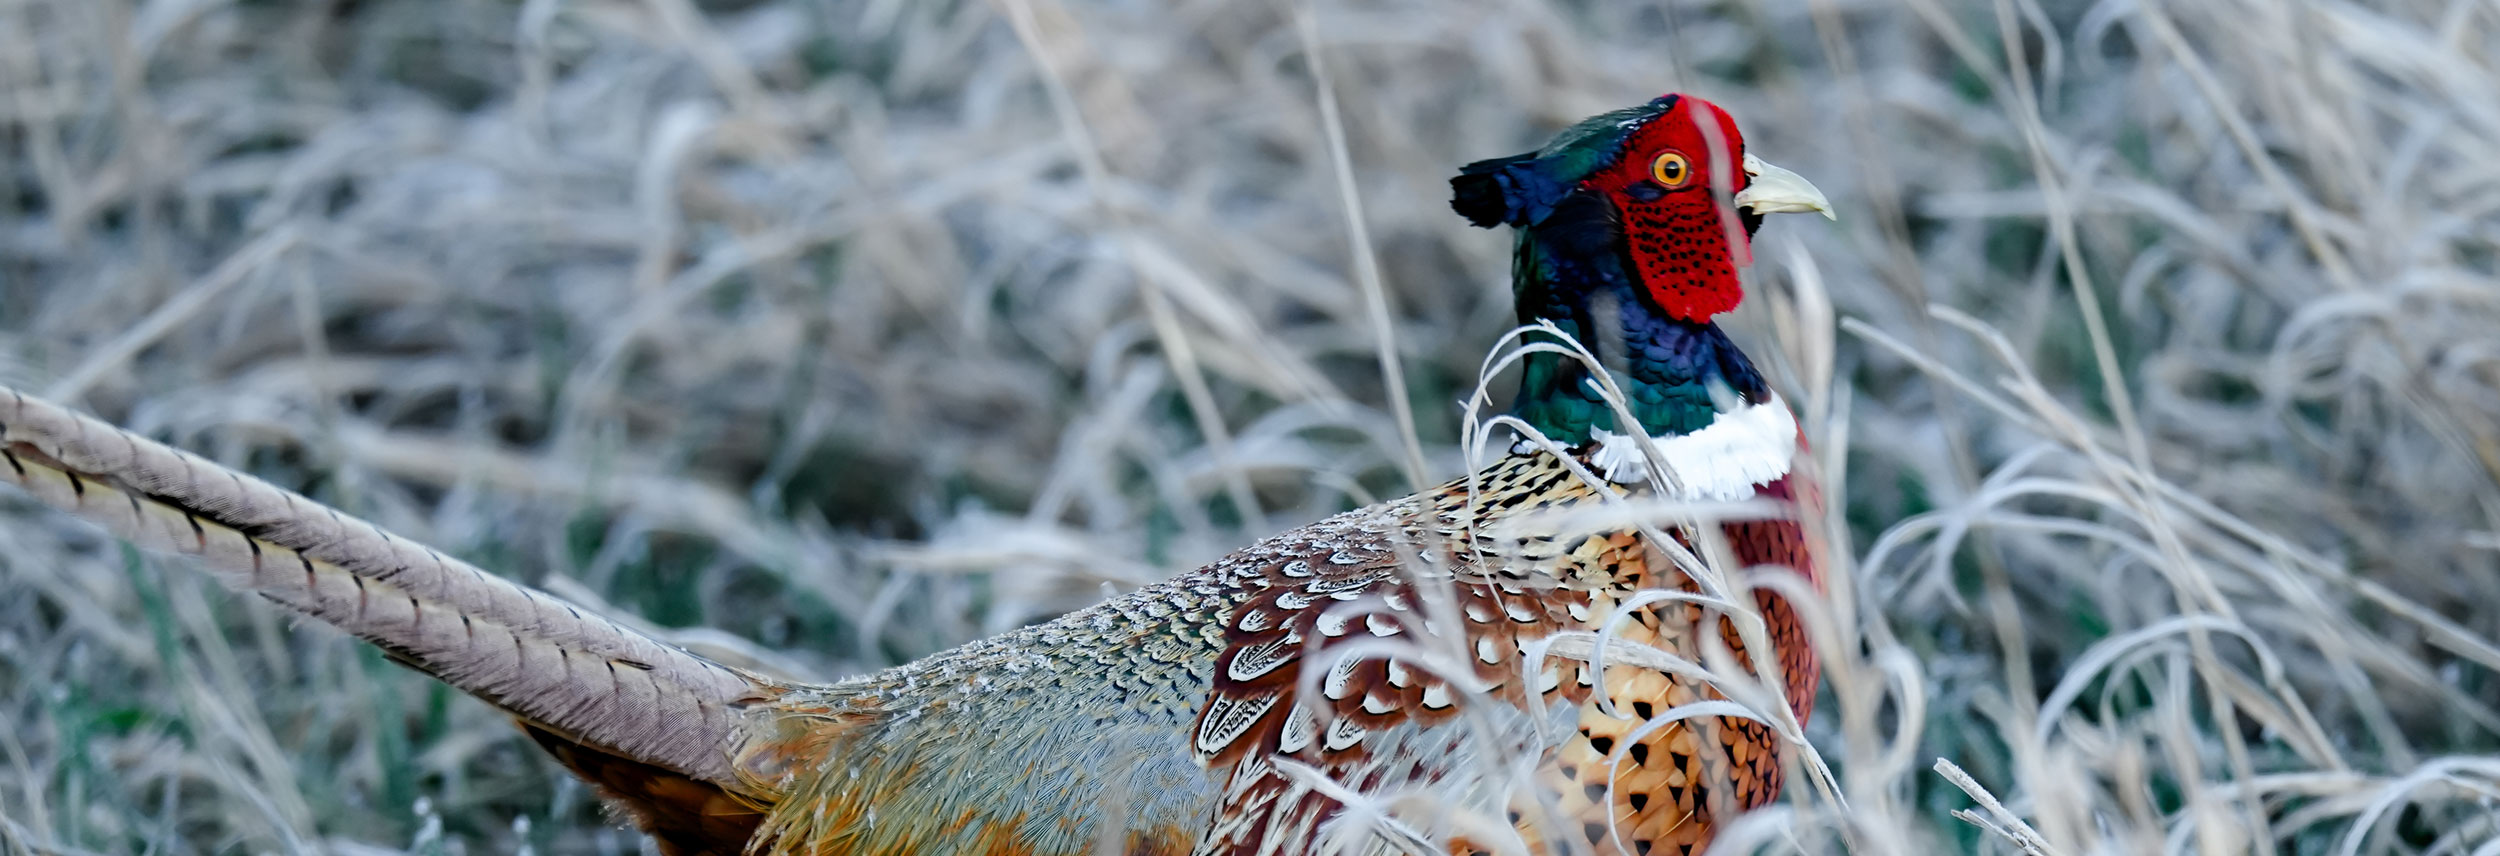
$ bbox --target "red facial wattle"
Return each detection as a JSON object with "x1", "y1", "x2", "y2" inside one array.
[{"x1": 1581, "y1": 96, "x2": 1757, "y2": 323}]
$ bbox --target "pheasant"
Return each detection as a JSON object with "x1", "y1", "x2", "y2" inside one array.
[{"x1": 0, "y1": 93, "x2": 1831, "y2": 855}]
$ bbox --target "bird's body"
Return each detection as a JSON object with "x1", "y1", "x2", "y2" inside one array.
[
  {"x1": 0, "y1": 93, "x2": 1832, "y2": 855},
  {"x1": 736, "y1": 445, "x2": 1817, "y2": 856}
]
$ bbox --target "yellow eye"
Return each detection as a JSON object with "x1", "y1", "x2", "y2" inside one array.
[{"x1": 1650, "y1": 151, "x2": 1692, "y2": 188}]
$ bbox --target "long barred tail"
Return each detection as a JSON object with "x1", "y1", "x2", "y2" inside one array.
[{"x1": 0, "y1": 385, "x2": 771, "y2": 791}]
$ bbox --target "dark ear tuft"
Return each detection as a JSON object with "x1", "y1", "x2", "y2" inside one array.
[{"x1": 1450, "y1": 152, "x2": 1539, "y2": 228}]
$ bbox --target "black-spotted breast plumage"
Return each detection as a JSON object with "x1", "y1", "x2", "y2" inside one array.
[
  {"x1": 1181, "y1": 458, "x2": 1826, "y2": 856},
  {"x1": 0, "y1": 93, "x2": 1829, "y2": 856}
]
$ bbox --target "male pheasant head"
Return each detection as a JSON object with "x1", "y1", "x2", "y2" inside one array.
[
  {"x1": 1451, "y1": 93, "x2": 1831, "y2": 322},
  {"x1": 1451, "y1": 94, "x2": 1832, "y2": 478}
]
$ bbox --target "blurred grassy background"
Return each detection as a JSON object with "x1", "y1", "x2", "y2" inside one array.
[{"x1": 2, "y1": 0, "x2": 2496, "y2": 853}]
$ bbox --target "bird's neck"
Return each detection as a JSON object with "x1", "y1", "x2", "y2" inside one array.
[{"x1": 1508, "y1": 231, "x2": 1770, "y2": 449}]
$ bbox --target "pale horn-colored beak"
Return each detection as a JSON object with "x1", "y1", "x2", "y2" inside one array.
[{"x1": 1733, "y1": 153, "x2": 1836, "y2": 220}]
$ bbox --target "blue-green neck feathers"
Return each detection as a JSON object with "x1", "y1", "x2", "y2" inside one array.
[{"x1": 1503, "y1": 194, "x2": 1769, "y2": 445}]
